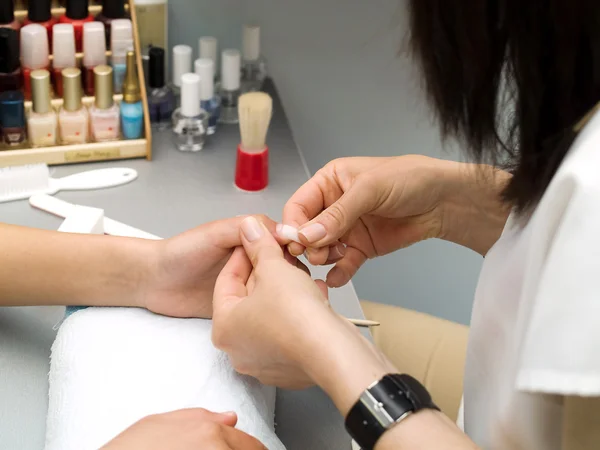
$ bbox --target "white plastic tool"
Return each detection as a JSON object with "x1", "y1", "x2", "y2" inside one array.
[
  {"x1": 29, "y1": 194, "x2": 161, "y2": 240},
  {"x1": 0, "y1": 164, "x2": 138, "y2": 203}
]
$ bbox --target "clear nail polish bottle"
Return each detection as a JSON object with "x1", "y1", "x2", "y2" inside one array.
[
  {"x1": 219, "y1": 49, "x2": 241, "y2": 125},
  {"x1": 241, "y1": 25, "x2": 267, "y2": 92},
  {"x1": 148, "y1": 47, "x2": 175, "y2": 130},
  {"x1": 172, "y1": 73, "x2": 208, "y2": 152},
  {"x1": 171, "y1": 44, "x2": 192, "y2": 104},
  {"x1": 58, "y1": 68, "x2": 89, "y2": 144},
  {"x1": 89, "y1": 65, "x2": 120, "y2": 142},
  {"x1": 28, "y1": 69, "x2": 58, "y2": 147},
  {"x1": 195, "y1": 58, "x2": 220, "y2": 135}
]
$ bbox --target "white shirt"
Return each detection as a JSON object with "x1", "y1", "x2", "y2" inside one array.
[{"x1": 464, "y1": 109, "x2": 600, "y2": 449}]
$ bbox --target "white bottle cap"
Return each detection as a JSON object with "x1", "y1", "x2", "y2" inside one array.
[
  {"x1": 172, "y1": 45, "x2": 192, "y2": 88},
  {"x1": 242, "y1": 25, "x2": 261, "y2": 62},
  {"x1": 180, "y1": 73, "x2": 201, "y2": 117},
  {"x1": 52, "y1": 24, "x2": 76, "y2": 69},
  {"x1": 199, "y1": 36, "x2": 218, "y2": 76},
  {"x1": 194, "y1": 58, "x2": 214, "y2": 101},
  {"x1": 111, "y1": 19, "x2": 133, "y2": 60},
  {"x1": 20, "y1": 24, "x2": 49, "y2": 70},
  {"x1": 83, "y1": 22, "x2": 107, "y2": 67},
  {"x1": 221, "y1": 49, "x2": 241, "y2": 91}
]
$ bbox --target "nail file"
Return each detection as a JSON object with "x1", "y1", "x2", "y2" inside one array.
[
  {"x1": 29, "y1": 194, "x2": 161, "y2": 240},
  {"x1": 277, "y1": 224, "x2": 302, "y2": 244}
]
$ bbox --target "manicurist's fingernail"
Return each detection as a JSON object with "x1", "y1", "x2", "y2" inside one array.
[
  {"x1": 299, "y1": 223, "x2": 327, "y2": 243},
  {"x1": 241, "y1": 217, "x2": 264, "y2": 242}
]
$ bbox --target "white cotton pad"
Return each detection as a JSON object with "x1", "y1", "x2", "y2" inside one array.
[{"x1": 277, "y1": 224, "x2": 301, "y2": 244}]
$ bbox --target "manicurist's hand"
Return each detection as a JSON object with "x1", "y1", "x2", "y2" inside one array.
[
  {"x1": 102, "y1": 409, "x2": 266, "y2": 450},
  {"x1": 281, "y1": 156, "x2": 511, "y2": 287}
]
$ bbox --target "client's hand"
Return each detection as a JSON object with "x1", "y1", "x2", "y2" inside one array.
[
  {"x1": 140, "y1": 216, "x2": 284, "y2": 319},
  {"x1": 102, "y1": 409, "x2": 266, "y2": 450},
  {"x1": 212, "y1": 216, "x2": 342, "y2": 389}
]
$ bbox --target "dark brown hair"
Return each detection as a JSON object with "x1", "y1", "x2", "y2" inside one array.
[{"x1": 408, "y1": 0, "x2": 600, "y2": 212}]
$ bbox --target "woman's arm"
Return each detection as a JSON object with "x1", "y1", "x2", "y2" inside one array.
[{"x1": 0, "y1": 223, "x2": 152, "y2": 307}]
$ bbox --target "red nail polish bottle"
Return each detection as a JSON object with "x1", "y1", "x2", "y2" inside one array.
[
  {"x1": 20, "y1": 24, "x2": 50, "y2": 100},
  {"x1": 59, "y1": 0, "x2": 94, "y2": 53},
  {"x1": 0, "y1": 0, "x2": 21, "y2": 32},
  {"x1": 23, "y1": 0, "x2": 58, "y2": 52},
  {"x1": 82, "y1": 22, "x2": 107, "y2": 96},
  {"x1": 52, "y1": 24, "x2": 76, "y2": 97},
  {"x1": 94, "y1": 0, "x2": 128, "y2": 48},
  {"x1": 0, "y1": 28, "x2": 22, "y2": 93}
]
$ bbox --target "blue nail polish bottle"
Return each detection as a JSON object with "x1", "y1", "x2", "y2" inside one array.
[
  {"x1": 195, "y1": 58, "x2": 221, "y2": 135},
  {"x1": 120, "y1": 51, "x2": 143, "y2": 139}
]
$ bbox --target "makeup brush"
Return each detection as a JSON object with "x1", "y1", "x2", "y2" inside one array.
[{"x1": 235, "y1": 91, "x2": 273, "y2": 192}]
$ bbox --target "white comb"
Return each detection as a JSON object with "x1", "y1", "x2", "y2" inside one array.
[{"x1": 0, "y1": 164, "x2": 138, "y2": 203}]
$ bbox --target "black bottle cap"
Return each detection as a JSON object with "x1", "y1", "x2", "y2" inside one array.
[
  {"x1": 0, "y1": 28, "x2": 19, "y2": 73},
  {"x1": 148, "y1": 47, "x2": 166, "y2": 88},
  {"x1": 102, "y1": 0, "x2": 126, "y2": 19},
  {"x1": 28, "y1": 0, "x2": 52, "y2": 23},
  {"x1": 65, "y1": 0, "x2": 90, "y2": 20},
  {"x1": 0, "y1": 0, "x2": 15, "y2": 25}
]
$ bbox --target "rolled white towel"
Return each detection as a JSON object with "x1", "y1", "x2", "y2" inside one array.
[{"x1": 45, "y1": 307, "x2": 285, "y2": 450}]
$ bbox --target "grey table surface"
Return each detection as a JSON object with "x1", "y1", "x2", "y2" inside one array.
[{"x1": 0, "y1": 80, "x2": 364, "y2": 450}]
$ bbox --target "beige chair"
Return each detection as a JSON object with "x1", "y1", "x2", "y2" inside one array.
[{"x1": 360, "y1": 301, "x2": 469, "y2": 422}]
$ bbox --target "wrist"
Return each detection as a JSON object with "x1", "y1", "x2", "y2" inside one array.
[
  {"x1": 300, "y1": 315, "x2": 396, "y2": 416},
  {"x1": 438, "y1": 162, "x2": 512, "y2": 255}
]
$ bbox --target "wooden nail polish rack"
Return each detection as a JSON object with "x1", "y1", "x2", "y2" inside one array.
[{"x1": 1, "y1": 0, "x2": 152, "y2": 166}]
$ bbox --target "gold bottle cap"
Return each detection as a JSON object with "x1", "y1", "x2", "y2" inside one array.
[
  {"x1": 30, "y1": 69, "x2": 52, "y2": 114},
  {"x1": 62, "y1": 68, "x2": 83, "y2": 112},
  {"x1": 123, "y1": 51, "x2": 141, "y2": 104},
  {"x1": 94, "y1": 65, "x2": 114, "y2": 109}
]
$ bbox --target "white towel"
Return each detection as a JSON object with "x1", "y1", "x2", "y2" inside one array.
[{"x1": 45, "y1": 307, "x2": 286, "y2": 450}]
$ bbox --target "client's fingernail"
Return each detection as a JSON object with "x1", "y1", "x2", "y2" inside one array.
[
  {"x1": 299, "y1": 223, "x2": 327, "y2": 243},
  {"x1": 332, "y1": 243, "x2": 346, "y2": 259},
  {"x1": 241, "y1": 217, "x2": 264, "y2": 242},
  {"x1": 222, "y1": 411, "x2": 237, "y2": 418}
]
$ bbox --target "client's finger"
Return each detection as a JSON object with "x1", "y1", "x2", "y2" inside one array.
[
  {"x1": 213, "y1": 247, "x2": 251, "y2": 310},
  {"x1": 240, "y1": 217, "x2": 284, "y2": 268}
]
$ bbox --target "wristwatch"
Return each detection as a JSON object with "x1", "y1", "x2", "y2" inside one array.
[{"x1": 345, "y1": 374, "x2": 439, "y2": 450}]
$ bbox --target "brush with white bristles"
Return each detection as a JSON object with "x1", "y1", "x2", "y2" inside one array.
[
  {"x1": 0, "y1": 164, "x2": 138, "y2": 203},
  {"x1": 238, "y1": 92, "x2": 273, "y2": 152}
]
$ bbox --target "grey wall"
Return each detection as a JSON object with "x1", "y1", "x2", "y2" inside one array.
[{"x1": 168, "y1": 0, "x2": 483, "y2": 325}]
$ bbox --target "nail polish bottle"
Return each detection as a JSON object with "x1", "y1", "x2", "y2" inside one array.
[
  {"x1": 219, "y1": 49, "x2": 241, "y2": 125},
  {"x1": 52, "y1": 24, "x2": 76, "y2": 97},
  {"x1": 59, "y1": 0, "x2": 94, "y2": 53},
  {"x1": 0, "y1": 0, "x2": 21, "y2": 32},
  {"x1": 241, "y1": 25, "x2": 268, "y2": 92},
  {"x1": 21, "y1": 24, "x2": 51, "y2": 100},
  {"x1": 172, "y1": 73, "x2": 208, "y2": 152},
  {"x1": 82, "y1": 22, "x2": 107, "y2": 96},
  {"x1": 24, "y1": 0, "x2": 58, "y2": 51},
  {"x1": 110, "y1": 19, "x2": 133, "y2": 94},
  {"x1": 147, "y1": 47, "x2": 175, "y2": 130},
  {"x1": 120, "y1": 51, "x2": 144, "y2": 140},
  {"x1": 199, "y1": 36, "x2": 219, "y2": 88},
  {"x1": 58, "y1": 68, "x2": 89, "y2": 144},
  {"x1": 94, "y1": 0, "x2": 127, "y2": 47},
  {"x1": 171, "y1": 45, "x2": 192, "y2": 103},
  {"x1": 0, "y1": 28, "x2": 22, "y2": 93},
  {"x1": 28, "y1": 69, "x2": 58, "y2": 147},
  {"x1": 195, "y1": 58, "x2": 220, "y2": 135},
  {"x1": 89, "y1": 65, "x2": 120, "y2": 142},
  {"x1": 0, "y1": 91, "x2": 26, "y2": 148}
]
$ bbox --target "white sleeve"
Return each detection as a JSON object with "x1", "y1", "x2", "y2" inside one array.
[{"x1": 516, "y1": 157, "x2": 600, "y2": 396}]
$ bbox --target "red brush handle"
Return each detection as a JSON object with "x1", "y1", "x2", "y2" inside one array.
[{"x1": 235, "y1": 145, "x2": 269, "y2": 192}]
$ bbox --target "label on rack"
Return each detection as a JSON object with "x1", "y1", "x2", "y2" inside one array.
[{"x1": 65, "y1": 148, "x2": 121, "y2": 162}]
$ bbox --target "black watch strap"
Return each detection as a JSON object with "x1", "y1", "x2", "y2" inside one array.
[{"x1": 345, "y1": 374, "x2": 439, "y2": 450}]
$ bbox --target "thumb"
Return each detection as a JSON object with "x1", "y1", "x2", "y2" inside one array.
[
  {"x1": 240, "y1": 216, "x2": 284, "y2": 268},
  {"x1": 298, "y1": 179, "x2": 376, "y2": 247}
]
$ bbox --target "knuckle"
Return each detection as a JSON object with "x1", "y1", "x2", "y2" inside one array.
[
  {"x1": 325, "y1": 203, "x2": 349, "y2": 229},
  {"x1": 198, "y1": 421, "x2": 222, "y2": 440}
]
